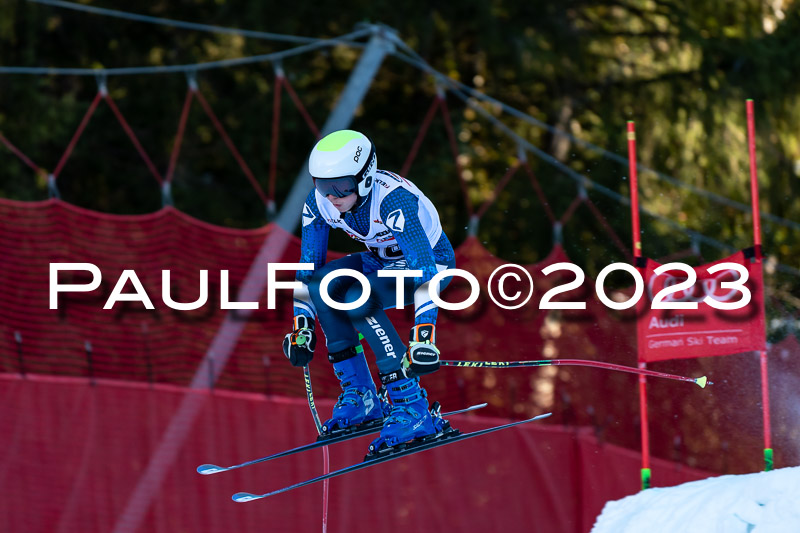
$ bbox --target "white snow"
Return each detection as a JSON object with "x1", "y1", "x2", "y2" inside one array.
[{"x1": 592, "y1": 466, "x2": 800, "y2": 533}]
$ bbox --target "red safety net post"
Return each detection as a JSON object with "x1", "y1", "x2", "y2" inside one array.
[
  {"x1": 559, "y1": 192, "x2": 583, "y2": 227},
  {"x1": 543, "y1": 155, "x2": 630, "y2": 259},
  {"x1": 398, "y1": 85, "x2": 471, "y2": 220},
  {"x1": 281, "y1": 72, "x2": 320, "y2": 139},
  {"x1": 554, "y1": 185, "x2": 592, "y2": 248},
  {"x1": 583, "y1": 194, "x2": 634, "y2": 262},
  {"x1": 0, "y1": 131, "x2": 42, "y2": 174},
  {"x1": 163, "y1": 75, "x2": 197, "y2": 206},
  {"x1": 627, "y1": 120, "x2": 651, "y2": 490},
  {"x1": 268, "y1": 65, "x2": 320, "y2": 218},
  {"x1": 49, "y1": 76, "x2": 168, "y2": 200},
  {"x1": 475, "y1": 162, "x2": 520, "y2": 219},
  {"x1": 469, "y1": 145, "x2": 566, "y2": 241},
  {"x1": 165, "y1": 90, "x2": 195, "y2": 183},
  {"x1": 102, "y1": 86, "x2": 164, "y2": 186},
  {"x1": 400, "y1": 95, "x2": 441, "y2": 177},
  {"x1": 437, "y1": 88, "x2": 473, "y2": 217},
  {"x1": 520, "y1": 157, "x2": 556, "y2": 224},
  {"x1": 52, "y1": 91, "x2": 104, "y2": 183},
  {"x1": 746, "y1": 99, "x2": 773, "y2": 471},
  {"x1": 194, "y1": 87, "x2": 269, "y2": 206},
  {"x1": 656, "y1": 238, "x2": 703, "y2": 264}
]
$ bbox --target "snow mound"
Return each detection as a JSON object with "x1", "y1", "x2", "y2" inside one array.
[{"x1": 592, "y1": 466, "x2": 800, "y2": 533}]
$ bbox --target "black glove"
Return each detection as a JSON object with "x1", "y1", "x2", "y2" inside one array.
[
  {"x1": 404, "y1": 324, "x2": 440, "y2": 375},
  {"x1": 283, "y1": 315, "x2": 316, "y2": 367}
]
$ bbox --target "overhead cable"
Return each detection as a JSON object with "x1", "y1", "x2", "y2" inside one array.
[
  {"x1": 390, "y1": 49, "x2": 800, "y2": 233},
  {"x1": 28, "y1": 0, "x2": 350, "y2": 45},
  {"x1": 0, "y1": 27, "x2": 370, "y2": 76},
  {"x1": 441, "y1": 80, "x2": 800, "y2": 278}
]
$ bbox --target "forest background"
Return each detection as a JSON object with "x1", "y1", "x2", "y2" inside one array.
[{"x1": 1, "y1": 0, "x2": 798, "y2": 340}]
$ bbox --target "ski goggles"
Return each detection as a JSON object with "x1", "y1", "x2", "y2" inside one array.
[{"x1": 313, "y1": 176, "x2": 358, "y2": 198}]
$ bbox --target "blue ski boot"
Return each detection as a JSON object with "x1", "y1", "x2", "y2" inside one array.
[
  {"x1": 368, "y1": 371, "x2": 447, "y2": 453},
  {"x1": 321, "y1": 347, "x2": 390, "y2": 435}
]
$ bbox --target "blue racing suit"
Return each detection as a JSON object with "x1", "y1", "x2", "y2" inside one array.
[{"x1": 293, "y1": 170, "x2": 455, "y2": 374}]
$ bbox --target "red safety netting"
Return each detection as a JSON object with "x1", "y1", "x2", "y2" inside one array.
[
  {"x1": 0, "y1": 374, "x2": 710, "y2": 533},
  {"x1": 0, "y1": 197, "x2": 628, "y2": 408},
  {"x1": 0, "y1": 195, "x2": 630, "y2": 406},
  {"x1": 0, "y1": 198, "x2": 301, "y2": 394},
  {"x1": 2, "y1": 197, "x2": 799, "y2": 478},
  {"x1": 2, "y1": 78, "x2": 312, "y2": 207}
]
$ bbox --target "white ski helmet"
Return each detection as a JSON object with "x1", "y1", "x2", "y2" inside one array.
[{"x1": 308, "y1": 130, "x2": 377, "y2": 199}]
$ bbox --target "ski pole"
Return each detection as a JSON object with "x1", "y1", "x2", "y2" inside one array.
[
  {"x1": 303, "y1": 365, "x2": 324, "y2": 433},
  {"x1": 302, "y1": 365, "x2": 330, "y2": 532},
  {"x1": 441, "y1": 359, "x2": 710, "y2": 388}
]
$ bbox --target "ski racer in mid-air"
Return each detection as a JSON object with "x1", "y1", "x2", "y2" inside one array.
[{"x1": 283, "y1": 129, "x2": 457, "y2": 452}]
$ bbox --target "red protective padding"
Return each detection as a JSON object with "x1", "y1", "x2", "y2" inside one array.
[
  {"x1": 0, "y1": 375, "x2": 709, "y2": 533},
  {"x1": 636, "y1": 250, "x2": 766, "y2": 362}
]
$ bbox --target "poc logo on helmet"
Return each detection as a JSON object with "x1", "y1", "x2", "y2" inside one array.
[
  {"x1": 364, "y1": 153, "x2": 374, "y2": 175},
  {"x1": 354, "y1": 146, "x2": 362, "y2": 162}
]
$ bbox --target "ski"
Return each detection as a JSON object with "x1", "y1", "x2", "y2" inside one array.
[
  {"x1": 232, "y1": 412, "x2": 552, "y2": 502},
  {"x1": 197, "y1": 403, "x2": 488, "y2": 476}
]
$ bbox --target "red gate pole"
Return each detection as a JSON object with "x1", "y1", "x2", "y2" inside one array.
[
  {"x1": 628, "y1": 121, "x2": 651, "y2": 489},
  {"x1": 746, "y1": 99, "x2": 773, "y2": 472}
]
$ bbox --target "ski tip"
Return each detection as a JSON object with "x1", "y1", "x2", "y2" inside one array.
[
  {"x1": 695, "y1": 376, "x2": 709, "y2": 388},
  {"x1": 536, "y1": 412, "x2": 553, "y2": 420},
  {"x1": 232, "y1": 492, "x2": 261, "y2": 503},
  {"x1": 197, "y1": 464, "x2": 225, "y2": 475},
  {"x1": 473, "y1": 402, "x2": 489, "y2": 409}
]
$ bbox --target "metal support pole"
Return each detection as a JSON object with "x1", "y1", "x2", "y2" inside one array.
[
  {"x1": 467, "y1": 214, "x2": 480, "y2": 237},
  {"x1": 14, "y1": 331, "x2": 25, "y2": 377},
  {"x1": 161, "y1": 181, "x2": 173, "y2": 207},
  {"x1": 47, "y1": 174, "x2": 60, "y2": 199},
  {"x1": 141, "y1": 322, "x2": 154, "y2": 386},
  {"x1": 85, "y1": 340, "x2": 95, "y2": 386},
  {"x1": 206, "y1": 356, "x2": 215, "y2": 392},
  {"x1": 272, "y1": 27, "x2": 397, "y2": 233},
  {"x1": 112, "y1": 26, "x2": 396, "y2": 533},
  {"x1": 552, "y1": 221, "x2": 563, "y2": 245}
]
